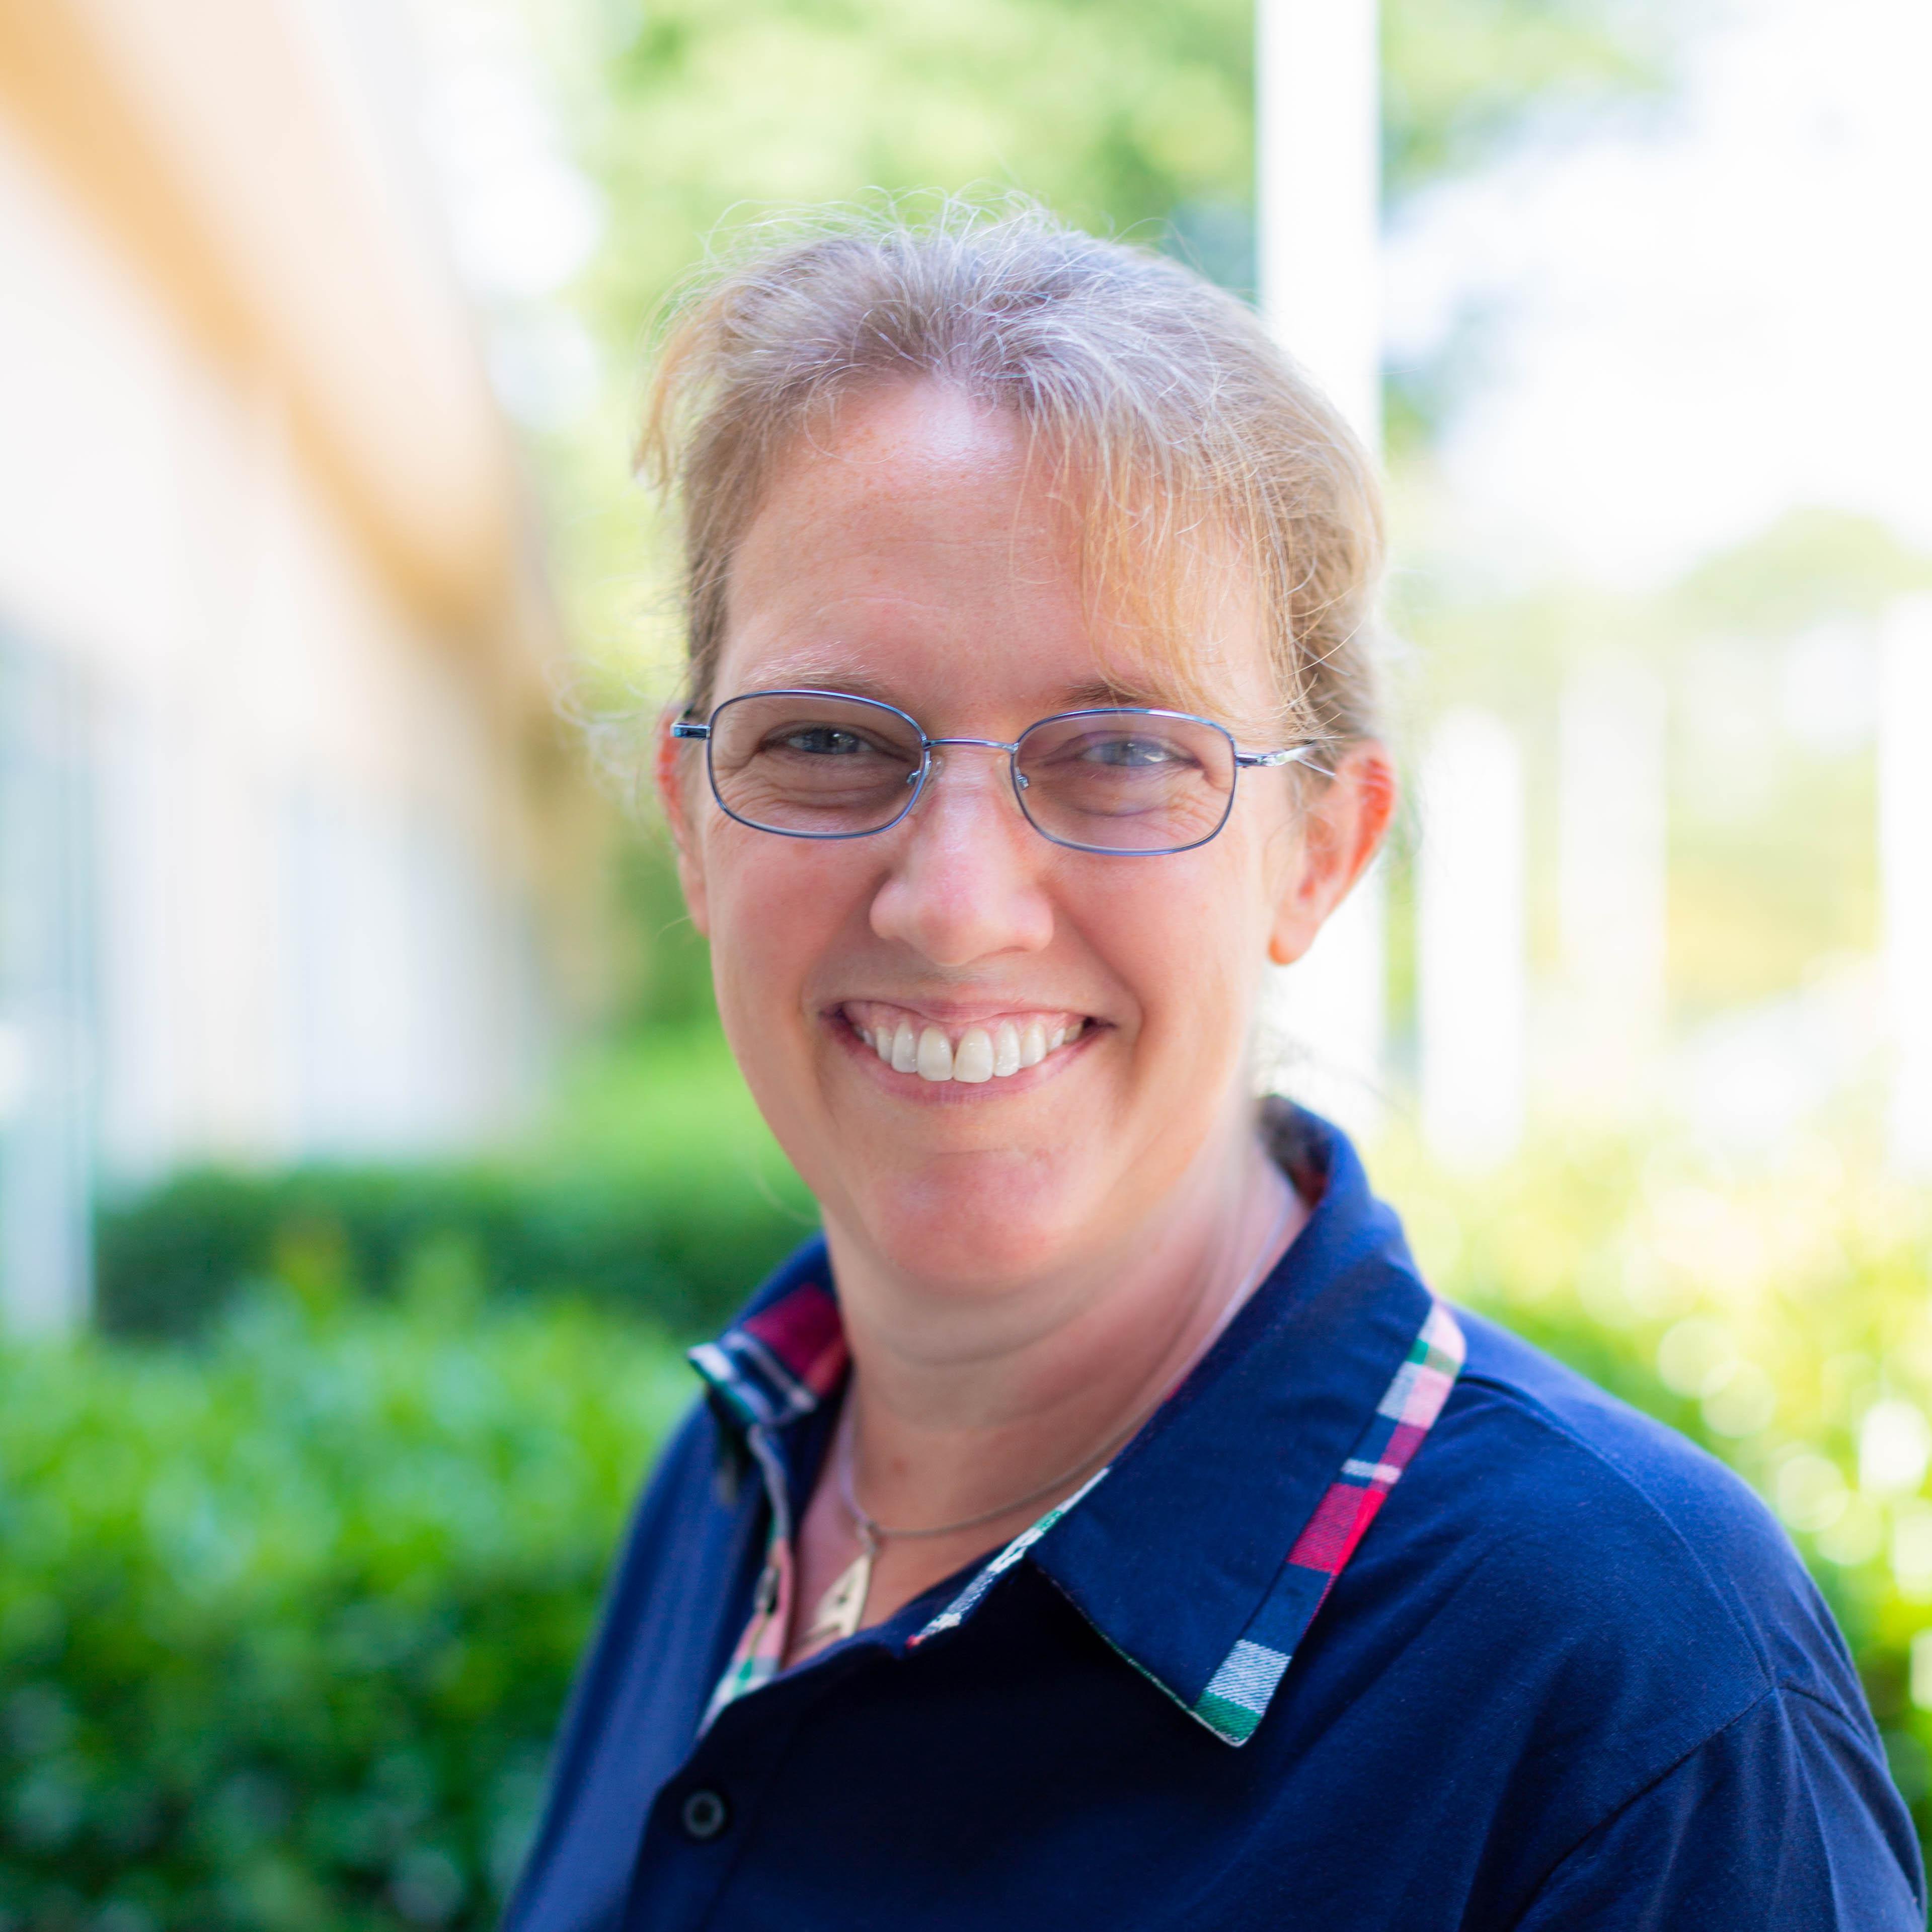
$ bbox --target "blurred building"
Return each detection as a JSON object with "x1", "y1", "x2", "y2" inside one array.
[{"x1": 0, "y1": 0, "x2": 600, "y2": 1330}]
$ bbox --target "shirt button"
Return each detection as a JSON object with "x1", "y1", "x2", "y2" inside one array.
[{"x1": 680, "y1": 1788, "x2": 730, "y2": 1841}]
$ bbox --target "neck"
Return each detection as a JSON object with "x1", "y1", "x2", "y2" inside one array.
[{"x1": 819, "y1": 1109, "x2": 1304, "y2": 1538}]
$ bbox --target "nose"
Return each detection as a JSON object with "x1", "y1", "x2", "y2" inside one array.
[{"x1": 867, "y1": 748, "x2": 1055, "y2": 966}]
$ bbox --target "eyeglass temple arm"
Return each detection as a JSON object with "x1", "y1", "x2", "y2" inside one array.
[{"x1": 670, "y1": 721, "x2": 711, "y2": 741}]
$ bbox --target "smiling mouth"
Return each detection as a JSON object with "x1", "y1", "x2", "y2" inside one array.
[{"x1": 838, "y1": 1000, "x2": 1094, "y2": 1085}]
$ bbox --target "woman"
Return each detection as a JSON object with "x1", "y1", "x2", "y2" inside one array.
[{"x1": 507, "y1": 208, "x2": 1920, "y2": 1929}]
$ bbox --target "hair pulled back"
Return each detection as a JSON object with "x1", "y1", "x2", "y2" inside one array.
[{"x1": 639, "y1": 197, "x2": 1384, "y2": 751}]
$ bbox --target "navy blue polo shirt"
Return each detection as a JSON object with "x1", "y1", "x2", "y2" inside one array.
[{"x1": 506, "y1": 1106, "x2": 1923, "y2": 1930}]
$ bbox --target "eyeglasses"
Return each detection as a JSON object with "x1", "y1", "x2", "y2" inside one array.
[{"x1": 670, "y1": 689, "x2": 1316, "y2": 857}]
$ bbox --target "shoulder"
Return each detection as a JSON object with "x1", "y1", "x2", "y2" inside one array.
[
  {"x1": 1512, "y1": 1678, "x2": 1925, "y2": 1927},
  {"x1": 1305, "y1": 1309, "x2": 1914, "y2": 1917},
  {"x1": 1398, "y1": 1309, "x2": 1863, "y2": 1716},
  {"x1": 1313, "y1": 1307, "x2": 1875, "y2": 1785}
]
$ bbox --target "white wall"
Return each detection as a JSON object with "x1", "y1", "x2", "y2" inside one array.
[{"x1": 0, "y1": 112, "x2": 545, "y2": 1329}]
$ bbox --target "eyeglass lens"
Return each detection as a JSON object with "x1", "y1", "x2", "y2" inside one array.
[{"x1": 705, "y1": 692, "x2": 1239, "y2": 854}]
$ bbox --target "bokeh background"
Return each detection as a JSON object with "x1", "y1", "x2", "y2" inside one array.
[{"x1": 4, "y1": 0, "x2": 1931, "y2": 1925}]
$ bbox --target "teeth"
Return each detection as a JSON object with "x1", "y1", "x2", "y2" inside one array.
[
  {"x1": 857, "y1": 1008, "x2": 1087, "y2": 1082},
  {"x1": 916, "y1": 1027, "x2": 954, "y2": 1082},
  {"x1": 993, "y1": 1022, "x2": 1021, "y2": 1078},
  {"x1": 954, "y1": 1028, "x2": 994, "y2": 1083}
]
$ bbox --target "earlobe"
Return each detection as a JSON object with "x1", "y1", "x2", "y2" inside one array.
[
  {"x1": 1267, "y1": 743, "x2": 1397, "y2": 966},
  {"x1": 653, "y1": 710, "x2": 713, "y2": 938}
]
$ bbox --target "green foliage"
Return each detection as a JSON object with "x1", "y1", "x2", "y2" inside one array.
[
  {"x1": 609, "y1": 835, "x2": 717, "y2": 1033},
  {"x1": 1378, "y1": 1123, "x2": 1932, "y2": 1833},
  {"x1": 586, "y1": 0, "x2": 1255, "y2": 333},
  {"x1": 579, "y1": 0, "x2": 1672, "y2": 313},
  {"x1": 95, "y1": 1030, "x2": 816, "y2": 1344},
  {"x1": 0, "y1": 1280, "x2": 690, "y2": 1931},
  {"x1": 1382, "y1": 0, "x2": 1673, "y2": 194}
]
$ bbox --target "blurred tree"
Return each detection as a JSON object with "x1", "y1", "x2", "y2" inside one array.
[
  {"x1": 575, "y1": 0, "x2": 1673, "y2": 329},
  {"x1": 1383, "y1": 0, "x2": 1668, "y2": 193}
]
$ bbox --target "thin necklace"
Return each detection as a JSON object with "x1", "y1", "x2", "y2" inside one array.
[{"x1": 800, "y1": 1185, "x2": 1296, "y2": 1650}]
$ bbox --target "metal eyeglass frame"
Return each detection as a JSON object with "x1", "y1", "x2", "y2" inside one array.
[{"x1": 670, "y1": 687, "x2": 1318, "y2": 857}]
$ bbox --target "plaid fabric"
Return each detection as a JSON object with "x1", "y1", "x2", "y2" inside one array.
[
  {"x1": 1189, "y1": 1299, "x2": 1466, "y2": 1743},
  {"x1": 695, "y1": 1437, "x2": 797, "y2": 1734},
  {"x1": 688, "y1": 1276, "x2": 845, "y2": 1733},
  {"x1": 691, "y1": 1271, "x2": 1465, "y2": 1747},
  {"x1": 687, "y1": 1277, "x2": 846, "y2": 1431}
]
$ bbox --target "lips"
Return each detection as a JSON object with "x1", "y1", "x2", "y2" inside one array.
[{"x1": 839, "y1": 1000, "x2": 1092, "y2": 1085}]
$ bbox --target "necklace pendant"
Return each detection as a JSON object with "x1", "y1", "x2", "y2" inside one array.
[{"x1": 804, "y1": 1545, "x2": 873, "y2": 1646}]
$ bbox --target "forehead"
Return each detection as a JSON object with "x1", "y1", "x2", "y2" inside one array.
[{"x1": 717, "y1": 381, "x2": 1273, "y2": 726}]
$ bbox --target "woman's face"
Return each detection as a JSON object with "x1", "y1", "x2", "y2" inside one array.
[{"x1": 662, "y1": 381, "x2": 1383, "y2": 1297}]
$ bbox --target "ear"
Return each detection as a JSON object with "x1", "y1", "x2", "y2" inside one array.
[
  {"x1": 654, "y1": 708, "x2": 713, "y2": 939},
  {"x1": 1267, "y1": 741, "x2": 1397, "y2": 966}
]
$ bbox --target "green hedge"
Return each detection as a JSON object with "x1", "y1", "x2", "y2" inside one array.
[
  {"x1": 1, "y1": 1267, "x2": 688, "y2": 1932},
  {"x1": 94, "y1": 1162, "x2": 810, "y2": 1345},
  {"x1": 93, "y1": 1032, "x2": 818, "y2": 1345}
]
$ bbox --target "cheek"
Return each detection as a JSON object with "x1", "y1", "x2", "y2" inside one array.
[
  {"x1": 700, "y1": 830, "x2": 860, "y2": 1019},
  {"x1": 1077, "y1": 844, "x2": 1275, "y2": 1049}
]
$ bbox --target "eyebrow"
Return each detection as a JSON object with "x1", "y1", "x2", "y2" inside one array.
[{"x1": 715, "y1": 663, "x2": 1175, "y2": 717}]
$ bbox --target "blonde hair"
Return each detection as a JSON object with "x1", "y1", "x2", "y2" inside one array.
[{"x1": 638, "y1": 197, "x2": 1384, "y2": 752}]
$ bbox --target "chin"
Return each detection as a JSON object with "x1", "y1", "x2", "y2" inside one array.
[{"x1": 846, "y1": 1153, "x2": 1103, "y2": 1291}]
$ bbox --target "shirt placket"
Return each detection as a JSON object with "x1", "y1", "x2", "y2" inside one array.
[{"x1": 699, "y1": 1422, "x2": 798, "y2": 1731}]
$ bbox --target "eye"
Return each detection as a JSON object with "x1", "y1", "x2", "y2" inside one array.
[
  {"x1": 1080, "y1": 735, "x2": 1186, "y2": 769},
  {"x1": 771, "y1": 726, "x2": 870, "y2": 757}
]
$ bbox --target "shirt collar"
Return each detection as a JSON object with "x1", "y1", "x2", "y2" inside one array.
[
  {"x1": 1026, "y1": 1104, "x2": 1463, "y2": 1740},
  {"x1": 687, "y1": 1241, "x2": 846, "y2": 1435},
  {"x1": 688, "y1": 1103, "x2": 1463, "y2": 1747}
]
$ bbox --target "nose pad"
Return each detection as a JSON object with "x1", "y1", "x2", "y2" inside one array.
[{"x1": 899, "y1": 743, "x2": 1029, "y2": 839}]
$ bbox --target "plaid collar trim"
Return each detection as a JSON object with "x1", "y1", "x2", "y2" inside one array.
[
  {"x1": 1028, "y1": 1106, "x2": 1465, "y2": 1745},
  {"x1": 688, "y1": 1108, "x2": 1466, "y2": 1749},
  {"x1": 902, "y1": 1291, "x2": 1463, "y2": 1747},
  {"x1": 1180, "y1": 1297, "x2": 1462, "y2": 1741},
  {"x1": 687, "y1": 1255, "x2": 846, "y2": 1433}
]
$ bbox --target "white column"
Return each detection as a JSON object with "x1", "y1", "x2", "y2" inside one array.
[
  {"x1": 1255, "y1": 0, "x2": 1386, "y2": 1133},
  {"x1": 1882, "y1": 598, "x2": 1932, "y2": 1173},
  {"x1": 1256, "y1": 0, "x2": 1381, "y2": 445},
  {"x1": 1419, "y1": 709, "x2": 1526, "y2": 1170},
  {"x1": 1555, "y1": 660, "x2": 1668, "y2": 1116},
  {"x1": 0, "y1": 643, "x2": 94, "y2": 1335}
]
